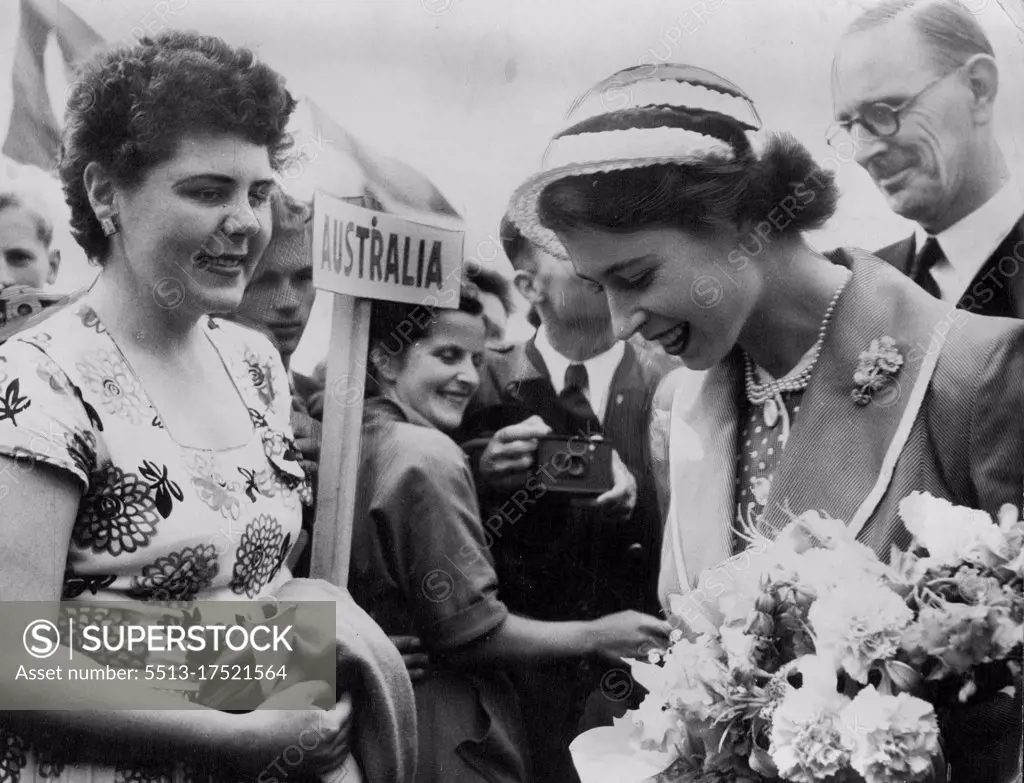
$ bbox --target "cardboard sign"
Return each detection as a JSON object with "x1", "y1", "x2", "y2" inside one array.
[{"x1": 312, "y1": 192, "x2": 464, "y2": 308}]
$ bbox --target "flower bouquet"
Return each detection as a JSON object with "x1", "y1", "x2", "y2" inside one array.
[{"x1": 570, "y1": 493, "x2": 1024, "y2": 783}]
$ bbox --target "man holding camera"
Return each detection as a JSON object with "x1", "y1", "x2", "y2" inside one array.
[{"x1": 458, "y1": 216, "x2": 669, "y2": 783}]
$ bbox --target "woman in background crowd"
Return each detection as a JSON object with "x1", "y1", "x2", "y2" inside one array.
[
  {"x1": 350, "y1": 281, "x2": 672, "y2": 783},
  {"x1": 508, "y1": 62, "x2": 1024, "y2": 783},
  {"x1": 0, "y1": 30, "x2": 414, "y2": 783}
]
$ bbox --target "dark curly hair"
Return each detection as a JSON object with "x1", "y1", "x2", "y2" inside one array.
[
  {"x1": 537, "y1": 132, "x2": 839, "y2": 242},
  {"x1": 58, "y1": 30, "x2": 296, "y2": 262}
]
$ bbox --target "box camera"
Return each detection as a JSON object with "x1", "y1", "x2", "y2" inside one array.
[{"x1": 533, "y1": 435, "x2": 614, "y2": 497}]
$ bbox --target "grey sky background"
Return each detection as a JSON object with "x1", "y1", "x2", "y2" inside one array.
[{"x1": 1, "y1": 0, "x2": 1021, "y2": 370}]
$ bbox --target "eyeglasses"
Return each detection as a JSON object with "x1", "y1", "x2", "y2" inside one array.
[{"x1": 827, "y1": 68, "x2": 960, "y2": 148}]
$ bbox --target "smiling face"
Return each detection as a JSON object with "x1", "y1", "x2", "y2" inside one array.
[
  {"x1": 105, "y1": 131, "x2": 277, "y2": 316},
  {"x1": 833, "y1": 20, "x2": 979, "y2": 231},
  {"x1": 389, "y1": 310, "x2": 486, "y2": 432},
  {"x1": 560, "y1": 225, "x2": 760, "y2": 371}
]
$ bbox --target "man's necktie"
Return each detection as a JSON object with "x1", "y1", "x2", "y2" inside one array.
[
  {"x1": 560, "y1": 363, "x2": 601, "y2": 434},
  {"x1": 914, "y1": 236, "x2": 945, "y2": 299}
]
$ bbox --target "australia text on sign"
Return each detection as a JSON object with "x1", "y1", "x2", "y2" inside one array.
[{"x1": 311, "y1": 193, "x2": 465, "y2": 308}]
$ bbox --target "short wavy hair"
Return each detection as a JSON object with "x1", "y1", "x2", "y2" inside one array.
[
  {"x1": 0, "y1": 189, "x2": 54, "y2": 247},
  {"x1": 58, "y1": 30, "x2": 296, "y2": 262},
  {"x1": 537, "y1": 133, "x2": 839, "y2": 242},
  {"x1": 268, "y1": 189, "x2": 313, "y2": 239}
]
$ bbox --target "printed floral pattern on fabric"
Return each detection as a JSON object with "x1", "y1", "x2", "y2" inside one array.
[
  {"x1": 74, "y1": 464, "x2": 162, "y2": 556},
  {"x1": 75, "y1": 304, "x2": 106, "y2": 334},
  {"x1": 76, "y1": 349, "x2": 149, "y2": 425},
  {"x1": 61, "y1": 573, "x2": 117, "y2": 600},
  {"x1": 128, "y1": 545, "x2": 221, "y2": 601},
  {"x1": 0, "y1": 729, "x2": 27, "y2": 783},
  {"x1": 137, "y1": 461, "x2": 184, "y2": 519},
  {"x1": 247, "y1": 407, "x2": 268, "y2": 430},
  {"x1": 63, "y1": 429, "x2": 98, "y2": 478},
  {"x1": 230, "y1": 515, "x2": 291, "y2": 598},
  {"x1": 32, "y1": 749, "x2": 65, "y2": 781},
  {"x1": 259, "y1": 430, "x2": 312, "y2": 506},
  {"x1": 0, "y1": 302, "x2": 304, "y2": 667},
  {"x1": 0, "y1": 378, "x2": 31, "y2": 427},
  {"x1": 20, "y1": 332, "x2": 52, "y2": 351},
  {"x1": 188, "y1": 453, "x2": 243, "y2": 520},
  {"x1": 34, "y1": 357, "x2": 73, "y2": 396},
  {"x1": 242, "y1": 349, "x2": 274, "y2": 409}
]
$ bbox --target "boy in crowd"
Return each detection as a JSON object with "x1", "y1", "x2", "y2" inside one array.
[{"x1": 0, "y1": 190, "x2": 60, "y2": 293}]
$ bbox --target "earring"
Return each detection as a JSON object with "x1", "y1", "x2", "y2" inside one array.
[{"x1": 100, "y1": 215, "x2": 119, "y2": 237}]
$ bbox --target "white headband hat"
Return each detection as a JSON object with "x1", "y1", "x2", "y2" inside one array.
[{"x1": 506, "y1": 63, "x2": 764, "y2": 260}]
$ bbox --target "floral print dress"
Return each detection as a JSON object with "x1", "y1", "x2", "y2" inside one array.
[{"x1": 0, "y1": 299, "x2": 311, "y2": 783}]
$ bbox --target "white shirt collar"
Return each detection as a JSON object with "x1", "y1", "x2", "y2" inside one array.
[
  {"x1": 914, "y1": 176, "x2": 1024, "y2": 302},
  {"x1": 534, "y1": 324, "x2": 626, "y2": 424}
]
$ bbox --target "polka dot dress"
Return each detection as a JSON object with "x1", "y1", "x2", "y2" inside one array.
[{"x1": 733, "y1": 389, "x2": 805, "y2": 552}]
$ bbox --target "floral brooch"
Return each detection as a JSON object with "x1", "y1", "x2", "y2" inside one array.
[{"x1": 852, "y1": 336, "x2": 904, "y2": 406}]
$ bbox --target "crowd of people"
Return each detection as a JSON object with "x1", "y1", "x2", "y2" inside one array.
[{"x1": 0, "y1": 0, "x2": 1021, "y2": 782}]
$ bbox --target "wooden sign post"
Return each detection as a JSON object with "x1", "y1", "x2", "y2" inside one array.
[{"x1": 308, "y1": 192, "x2": 466, "y2": 588}]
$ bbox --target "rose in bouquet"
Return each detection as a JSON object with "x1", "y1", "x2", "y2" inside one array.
[{"x1": 570, "y1": 495, "x2": 1024, "y2": 783}]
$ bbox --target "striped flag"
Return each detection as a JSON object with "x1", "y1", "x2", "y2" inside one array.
[
  {"x1": 2, "y1": 0, "x2": 102, "y2": 170},
  {"x1": 298, "y1": 97, "x2": 461, "y2": 222}
]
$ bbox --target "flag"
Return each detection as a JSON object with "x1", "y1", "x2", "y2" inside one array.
[
  {"x1": 299, "y1": 97, "x2": 461, "y2": 222},
  {"x1": 2, "y1": 0, "x2": 102, "y2": 170}
]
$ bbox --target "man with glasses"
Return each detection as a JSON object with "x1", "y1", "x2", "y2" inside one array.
[{"x1": 832, "y1": 0, "x2": 1023, "y2": 319}]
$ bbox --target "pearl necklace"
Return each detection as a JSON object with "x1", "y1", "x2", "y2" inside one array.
[{"x1": 743, "y1": 270, "x2": 852, "y2": 428}]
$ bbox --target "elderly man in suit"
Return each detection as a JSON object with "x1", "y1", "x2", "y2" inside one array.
[{"x1": 831, "y1": 0, "x2": 1023, "y2": 318}]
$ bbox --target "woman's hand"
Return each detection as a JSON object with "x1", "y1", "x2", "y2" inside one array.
[
  {"x1": 235, "y1": 684, "x2": 354, "y2": 777},
  {"x1": 585, "y1": 610, "x2": 673, "y2": 663}
]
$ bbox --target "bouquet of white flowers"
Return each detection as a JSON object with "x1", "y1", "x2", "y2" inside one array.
[{"x1": 570, "y1": 493, "x2": 1024, "y2": 783}]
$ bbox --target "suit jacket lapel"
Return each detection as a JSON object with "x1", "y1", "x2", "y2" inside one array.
[
  {"x1": 604, "y1": 343, "x2": 647, "y2": 432},
  {"x1": 875, "y1": 235, "x2": 916, "y2": 276},
  {"x1": 960, "y1": 215, "x2": 1024, "y2": 318},
  {"x1": 761, "y1": 252, "x2": 947, "y2": 538}
]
